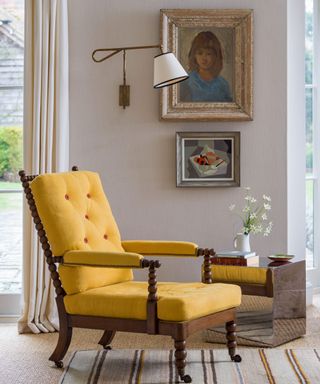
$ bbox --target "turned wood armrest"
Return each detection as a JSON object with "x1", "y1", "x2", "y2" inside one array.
[
  {"x1": 199, "y1": 248, "x2": 214, "y2": 284},
  {"x1": 121, "y1": 240, "x2": 199, "y2": 257},
  {"x1": 120, "y1": 242, "x2": 213, "y2": 284},
  {"x1": 62, "y1": 250, "x2": 146, "y2": 268}
]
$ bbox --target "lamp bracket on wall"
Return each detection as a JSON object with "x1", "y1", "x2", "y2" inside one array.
[
  {"x1": 92, "y1": 45, "x2": 163, "y2": 109},
  {"x1": 91, "y1": 44, "x2": 188, "y2": 109},
  {"x1": 92, "y1": 44, "x2": 163, "y2": 63}
]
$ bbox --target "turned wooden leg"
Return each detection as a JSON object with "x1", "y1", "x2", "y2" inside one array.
[
  {"x1": 226, "y1": 320, "x2": 242, "y2": 363},
  {"x1": 174, "y1": 339, "x2": 192, "y2": 383},
  {"x1": 98, "y1": 330, "x2": 116, "y2": 350},
  {"x1": 49, "y1": 297, "x2": 72, "y2": 368}
]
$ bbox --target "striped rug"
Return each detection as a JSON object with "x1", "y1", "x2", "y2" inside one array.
[{"x1": 59, "y1": 348, "x2": 320, "y2": 384}]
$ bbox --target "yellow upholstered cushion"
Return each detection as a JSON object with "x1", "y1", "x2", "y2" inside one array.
[
  {"x1": 121, "y1": 241, "x2": 198, "y2": 256},
  {"x1": 30, "y1": 171, "x2": 132, "y2": 294},
  {"x1": 63, "y1": 250, "x2": 143, "y2": 268},
  {"x1": 211, "y1": 265, "x2": 268, "y2": 285},
  {"x1": 59, "y1": 265, "x2": 133, "y2": 295},
  {"x1": 157, "y1": 282, "x2": 241, "y2": 321},
  {"x1": 64, "y1": 281, "x2": 241, "y2": 321},
  {"x1": 30, "y1": 171, "x2": 124, "y2": 256}
]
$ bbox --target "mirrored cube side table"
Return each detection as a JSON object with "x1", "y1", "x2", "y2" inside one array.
[{"x1": 206, "y1": 258, "x2": 306, "y2": 347}]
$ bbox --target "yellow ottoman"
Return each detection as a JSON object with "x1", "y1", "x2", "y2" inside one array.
[
  {"x1": 203, "y1": 264, "x2": 273, "y2": 297},
  {"x1": 211, "y1": 265, "x2": 268, "y2": 285}
]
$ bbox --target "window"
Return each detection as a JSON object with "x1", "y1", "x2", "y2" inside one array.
[
  {"x1": 305, "y1": 0, "x2": 320, "y2": 285},
  {"x1": 0, "y1": 0, "x2": 24, "y2": 315}
]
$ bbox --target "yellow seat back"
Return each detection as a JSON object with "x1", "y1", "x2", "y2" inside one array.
[{"x1": 30, "y1": 171, "x2": 132, "y2": 294}]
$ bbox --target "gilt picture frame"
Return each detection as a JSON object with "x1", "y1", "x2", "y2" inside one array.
[
  {"x1": 160, "y1": 9, "x2": 253, "y2": 121},
  {"x1": 176, "y1": 131, "x2": 240, "y2": 187}
]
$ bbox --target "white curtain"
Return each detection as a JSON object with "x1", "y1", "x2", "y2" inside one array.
[{"x1": 18, "y1": 0, "x2": 69, "y2": 334}]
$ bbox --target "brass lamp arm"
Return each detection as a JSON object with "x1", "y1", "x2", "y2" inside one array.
[
  {"x1": 90, "y1": 43, "x2": 188, "y2": 109},
  {"x1": 92, "y1": 44, "x2": 163, "y2": 63}
]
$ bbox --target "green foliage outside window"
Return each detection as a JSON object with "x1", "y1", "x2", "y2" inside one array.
[
  {"x1": 306, "y1": 142, "x2": 313, "y2": 173},
  {"x1": 0, "y1": 127, "x2": 22, "y2": 181}
]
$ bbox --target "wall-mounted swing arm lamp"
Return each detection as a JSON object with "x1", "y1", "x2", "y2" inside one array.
[{"x1": 91, "y1": 44, "x2": 189, "y2": 109}]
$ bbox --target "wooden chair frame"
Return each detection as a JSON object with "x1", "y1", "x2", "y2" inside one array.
[{"x1": 19, "y1": 167, "x2": 241, "y2": 383}]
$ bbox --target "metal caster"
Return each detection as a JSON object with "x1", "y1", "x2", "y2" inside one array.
[
  {"x1": 103, "y1": 345, "x2": 112, "y2": 350},
  {"x1": 55, "y1": 361, "x2": 63, "y2": 368},
  {"x1": 181, "y1": 374, "x2": 192, "y2": 383},
  {"x1": 232, "y1": 354, "x2": 242, "y2": 363}
]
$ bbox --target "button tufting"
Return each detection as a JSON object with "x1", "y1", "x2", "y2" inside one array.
[
  {"x1": 85, "y1": 214, "x2": 89, "y2": 220},
  {"x1": 104, "y1": 234, "x2": 108, "y2": 240},
  {"x1": 87, "y1": 193, "x2": 91, "y2": 198},
  {"x1": 84, "y1": 238, "x2": 88, "y2": 243},
  {"x1": 65, "y1": 194, "x2": 69, "y2": 200}
]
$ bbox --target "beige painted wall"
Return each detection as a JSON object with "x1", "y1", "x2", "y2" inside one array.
[{"x1": 68, "y1": 0, "x2": 295, "y2": 280}]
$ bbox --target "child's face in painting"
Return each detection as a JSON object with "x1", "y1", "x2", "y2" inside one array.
[{"x1": 195, "y1": 48, "x2": 215, "y2": 71}]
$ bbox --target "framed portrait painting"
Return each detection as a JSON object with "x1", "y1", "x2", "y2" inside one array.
[
  {"x1": 160, "y1": 9, "x2": 253, "y2": 121},
  {"x1": 176, "y1": 132, "x2": 240, "y2": 187}
]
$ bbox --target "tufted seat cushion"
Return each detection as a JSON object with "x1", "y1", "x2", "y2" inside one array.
[
  {"x1": 63, "y1": 281, "x2": 242, "y2": 322},
  {"x1": 30, "y1": 171, "x2": 132, "y2": 292}
]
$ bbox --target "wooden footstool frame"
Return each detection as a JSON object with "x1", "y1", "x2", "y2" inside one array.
[{"x1": 19, "y1": 167, "x2": 241, "y2": 383}]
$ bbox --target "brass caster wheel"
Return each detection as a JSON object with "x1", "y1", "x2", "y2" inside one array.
[
  {"x1": 182, "y1": 374, "x2": 192, "y2": 383},
  {"x1": 55, "y1": 361, "x2": 63, "y2": 368},
  {"x1": 232, "y1": 354, "x2": 242, "y2": 363},
  {"x1": 103, "y1": 345, "x2": 112, "y2": 350}
]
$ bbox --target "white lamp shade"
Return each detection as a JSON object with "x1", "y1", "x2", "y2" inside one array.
[{"x1": 153, "y1": 52, "x2": 189, "y2": 88}]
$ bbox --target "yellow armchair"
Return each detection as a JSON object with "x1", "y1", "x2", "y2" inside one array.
[{"x1": 19, "y1": 167, "x2": 242, "y2": 383}]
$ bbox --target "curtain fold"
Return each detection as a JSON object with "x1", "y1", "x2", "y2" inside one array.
[{"x1": 18, "y1": 0, "x2": 69, "y2": 334}]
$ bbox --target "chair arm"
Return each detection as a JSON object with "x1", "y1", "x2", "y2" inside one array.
[
  {"x1": 121, "y1": 240, "x2": 199, "y2": 257},
  {"x1": 63, "y1": 250, "x2": 145, "y2": 268}
]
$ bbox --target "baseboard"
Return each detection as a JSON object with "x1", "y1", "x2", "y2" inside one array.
[
  {"x1": 313, "y1": 286, "x2": 320, "y2": 295},
  {"x1": 0, "y1": 315, "x2": 19, "y2": 323},
  {"x1": 0, "y1": 293, "x2": 21, "y2": 316}
]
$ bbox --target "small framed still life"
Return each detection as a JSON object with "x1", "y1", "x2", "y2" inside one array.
[
  {"x1": 176, "y1": 131, "x2": 240, "y2": 187},
  {"x1": 160, "y1": 9, "x2": 253, "y2": 121}
]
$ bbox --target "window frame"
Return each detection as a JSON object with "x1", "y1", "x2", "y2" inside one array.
[
  {"x1": 306, "y1": 0, "x2": 320, "y2": 287},
  {"x1": 0, "y1": 0, "x2": 24, "y2": 315}
]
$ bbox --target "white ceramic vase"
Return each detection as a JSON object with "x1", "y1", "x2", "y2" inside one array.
[{"x1": 233, "y1": 233, "x2": 251, "y2": 252}]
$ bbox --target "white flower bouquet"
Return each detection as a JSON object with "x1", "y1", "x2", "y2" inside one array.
[{"x1": 229, "y1": 187, "x2": 273, "y2": 236}]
